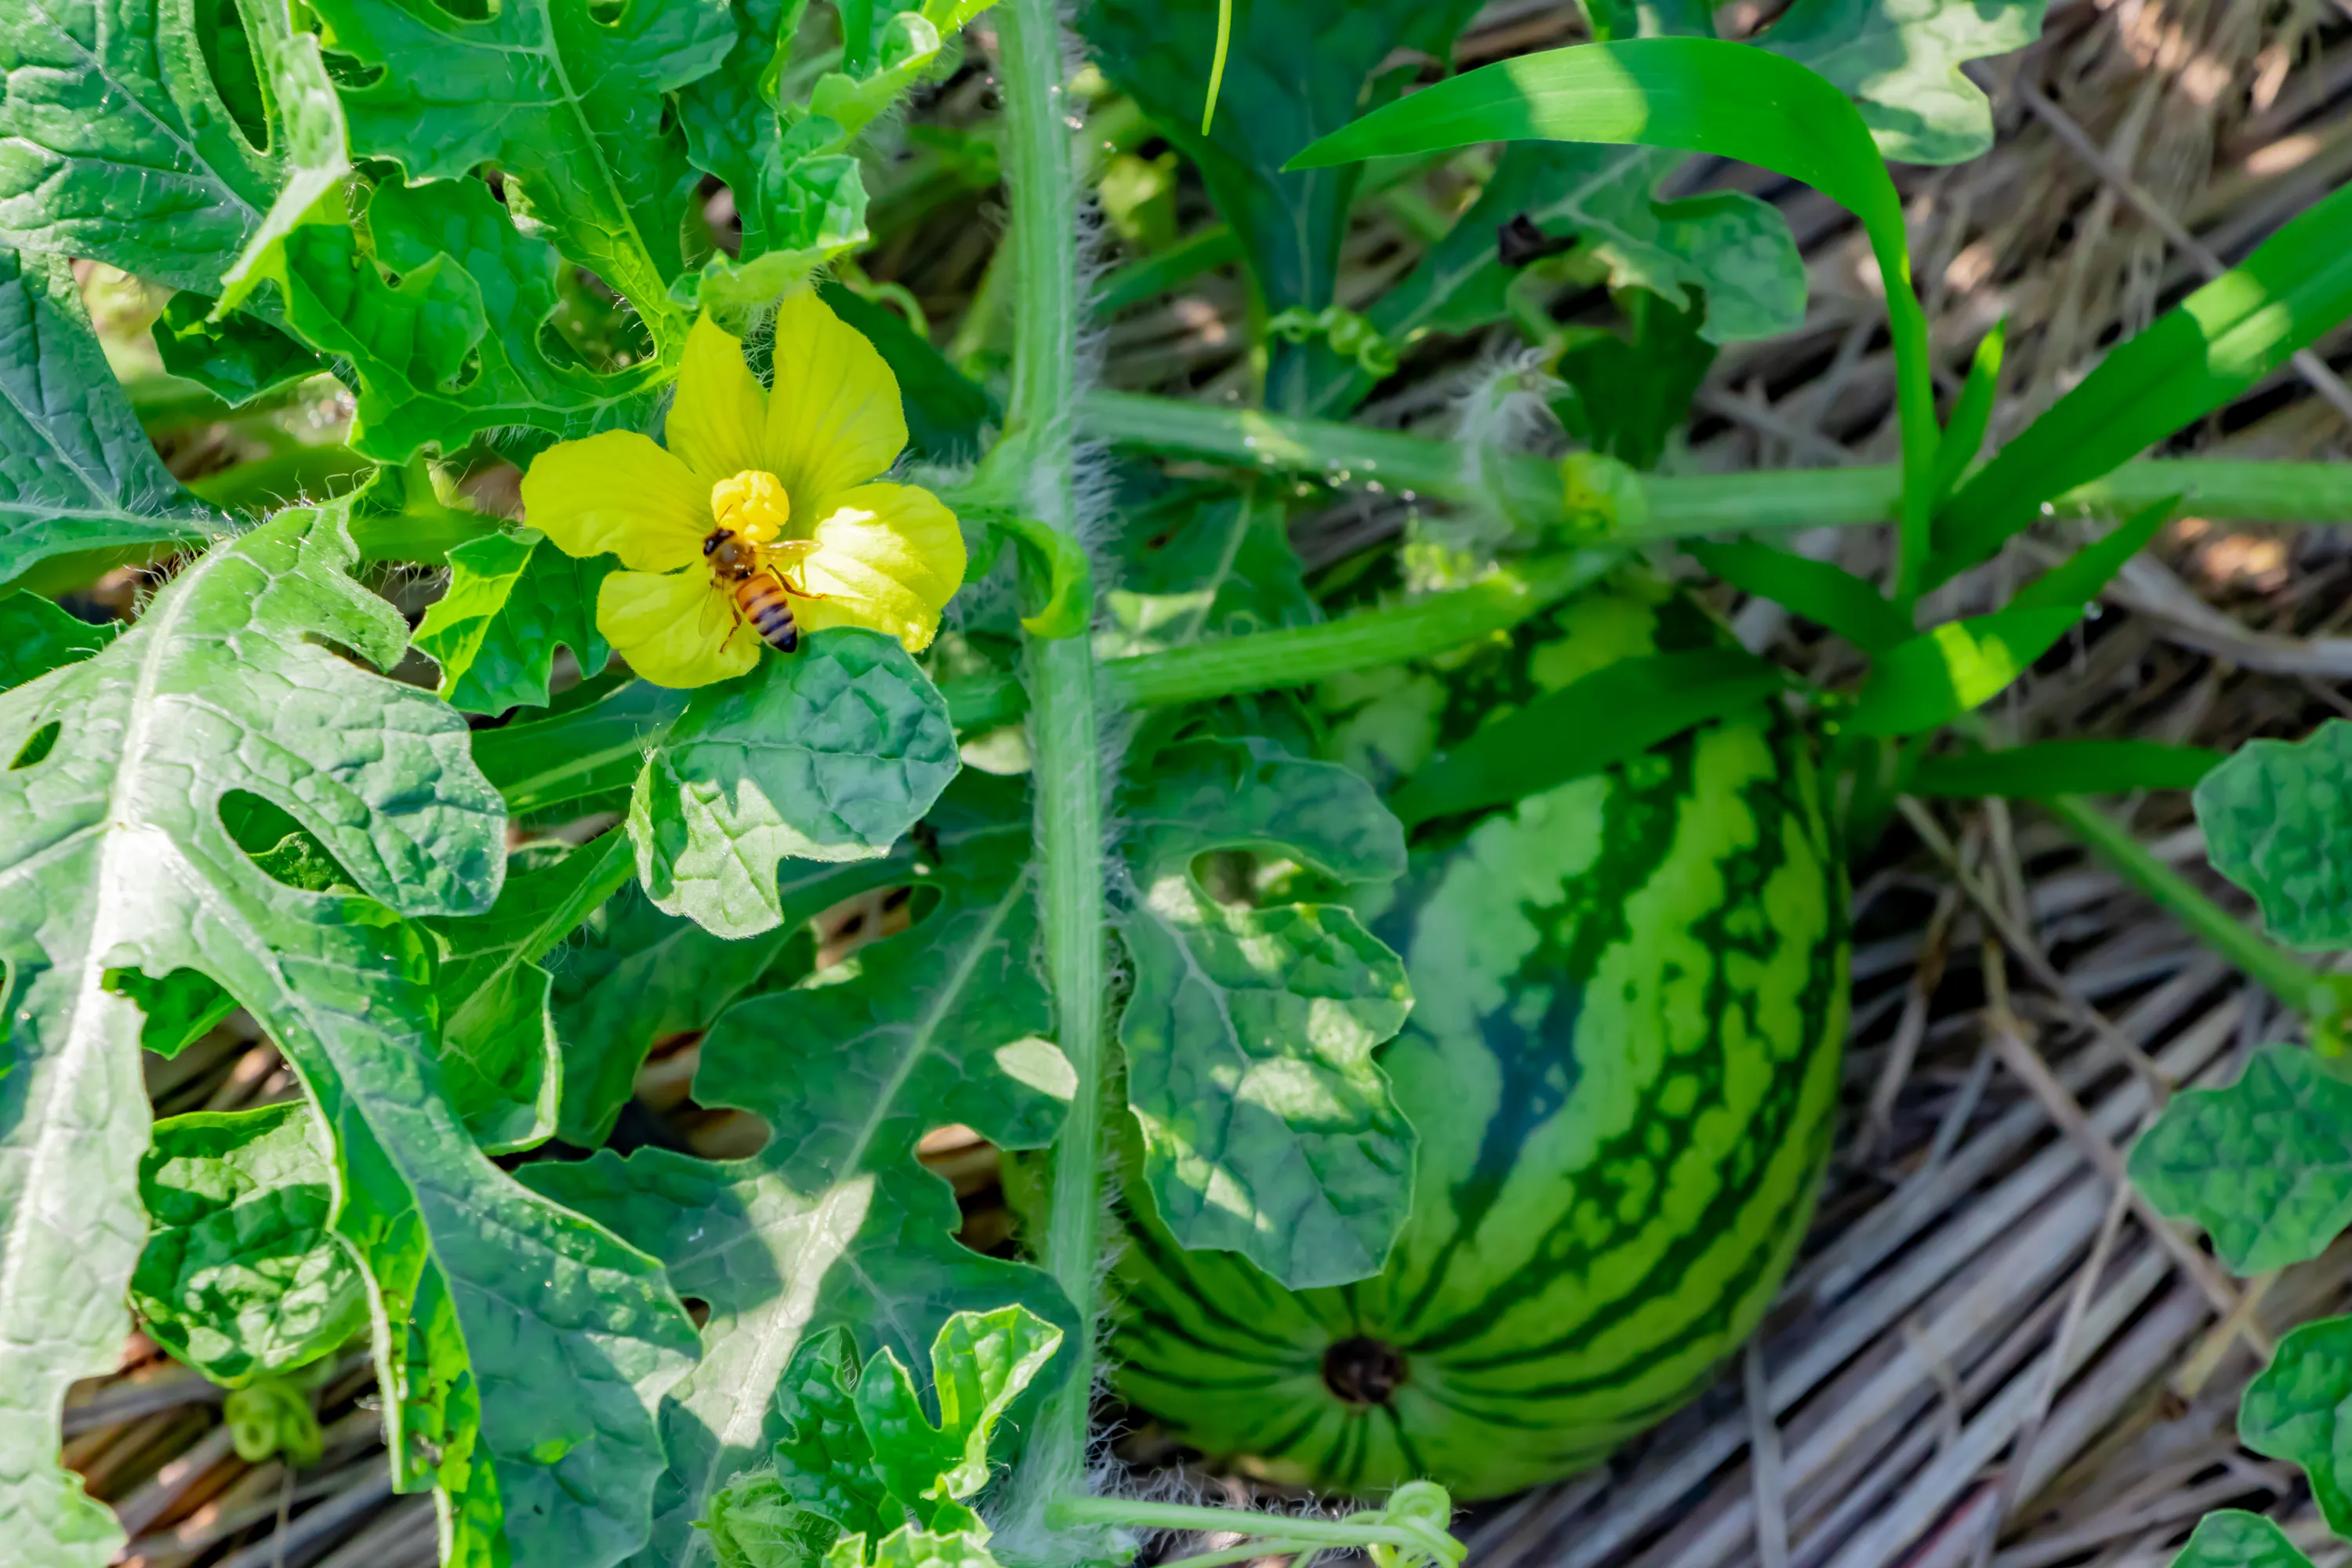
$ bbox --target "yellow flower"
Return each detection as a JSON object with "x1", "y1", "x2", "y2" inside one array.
[{"x1": 519, "y1": 292, "x2": 967, "y2": 689}]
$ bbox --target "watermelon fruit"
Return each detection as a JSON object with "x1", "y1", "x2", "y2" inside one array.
[{"x1": 1110, "y1": 571, "x2": 1849, "y2": 1499}]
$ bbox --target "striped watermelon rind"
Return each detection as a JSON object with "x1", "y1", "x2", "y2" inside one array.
[{"x1": 1110, "y1": 571, "x2": 1849, "y2": 1499}]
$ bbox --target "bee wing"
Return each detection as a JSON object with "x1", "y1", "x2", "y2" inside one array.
[{"x1": 698, "y1": 579, "x2": 735, "y2": 638}]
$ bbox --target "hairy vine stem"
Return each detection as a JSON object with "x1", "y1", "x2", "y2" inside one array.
[
  {"x1": 996, "y1": 0, "x2": 1112, "y2": 1540},
  {"x1": 1076, "y1": 390, "x2": 2352, "y2": 535},
  {"x1": 940, "y1": 550, "x2": 1615, "y2": 731},
  {"x1": 2042, "y1": 793, "x2": 2352, "y2": 1034}
]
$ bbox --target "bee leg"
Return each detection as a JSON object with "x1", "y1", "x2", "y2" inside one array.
[{"x1": 765, "y1": 541, "x2": 834, "y2": 601}]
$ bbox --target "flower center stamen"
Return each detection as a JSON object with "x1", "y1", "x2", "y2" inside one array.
[{"x1": 711, "y1": 470, "x2": 791, "y2": 544}]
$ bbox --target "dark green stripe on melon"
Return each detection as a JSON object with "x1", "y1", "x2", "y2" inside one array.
[{"x1": 1111, "y1": 573, "x2": 1848, "y2": 1501}]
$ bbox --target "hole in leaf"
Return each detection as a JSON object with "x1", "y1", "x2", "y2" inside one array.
[
  {"x1": 108, "y1": 966, "x2": 239, "y2": 1059},
  {"x1": 9, "y1": 721, "x2": 61, "y2": 770},
  {"x1": 320, "y1": 49, "x2": 386, "y2": 92},
  {"x1": 681, "y1": 1297, "x2": 712, "y2": 1330},
  {"x1": 920, "y1": 1123, "x2": 1015, "y2": 1250},
  {"x1": 220, "y1": 790, "x2": 358, "y2": 895},
  {"x1": 812, "y1": 883, "x2": 933, "y2": 969},
  {"x1": 542, "y1": 267, "x2": 655, "y2": 374},
  {"x1": 701, "y1": 177, "x2": 743, "y2": 257},
  {"x1": 194, "y1": 0, "x2": 269, "y2": 152},
  {"x1": 444, "y1": 344, "x2": 485, "y2": 396},
  {"x1": 1185, "y1": 848, "x2": 1334, "y2": 909}
]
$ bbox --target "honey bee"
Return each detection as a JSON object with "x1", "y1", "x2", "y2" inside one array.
[{"x1": 703, "y1": 528, "x2": 821, "y2": 654}]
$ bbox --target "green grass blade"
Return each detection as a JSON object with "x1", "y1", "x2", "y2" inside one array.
[
  {"x1": 2010, "y1": 497, "x2": 2175, "y2": 614},
  {"x1": 1286, "y1": 38, "x2": 1939, "y2": 601},
  {"x1": 1389, "y1": 645, "x2": 1784, "y2": 826},
  {"x1": 1935, "y1": 180, "x2": 2352, "y2": 582},
  {"x1": 1683, "y1": 538, "x2": 1910, "y2": 653},
  {"x1": 1200, "y1": 0, "x2": 1232, "y2": 132},
  {"x1": 1932, "y1": 318, "x2": 2005, "y2": 504},
  {"x1": 1908, "y1": 739, "x2": 2223, "y2": 798},
  {"x1": 1844, "y1": 604, "x2": 2083, "y2": 738}
]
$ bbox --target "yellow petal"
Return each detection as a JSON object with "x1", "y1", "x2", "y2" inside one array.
[
  {"x1": 764, "y1": 291, "x2": 908, "y2": 508},
  {"x1": 790, "y1": 483, "x2": 967, "y2": 654},
  {"x1": 667, "y1": 316, "x2": 768, "y2": 483},
  {"x1": 598, "y1": 568, "x2": 761, "y2": 689},
  {"x1": 521, "y1": 431, "x2": 709, "y2": 573}
]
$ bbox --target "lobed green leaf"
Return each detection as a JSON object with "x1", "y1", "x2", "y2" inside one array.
[
  {"x1": 475, "y1": 678, "x2": 691, "y2": 818},
  {"x1": 1118, "y1": 739, "x2": 1415, "y2": 1289},
  {"x1": 1288, "y1": 37, "x2": 1940, "y2": 593},
  {"x1": 2129, "y1": 1044, "x2": 2352, "y2": 1275},
  {"x1": 130, "y1": 1102, "x2": 368, "y2": 1388},
  {"x1": 414, "y1": 528, "x2": 619, "y2": 715},
  {"x1": 307, "y1": 0, "x2": 730, "y2": 339},
  {"x1": 678, "y1": 3, "x2": 997, "y2": 315},
  {"x1": 547, "y1": 867, "x2": 849, "y2": 1150},
  {"x1": 702, "y1": 1474, "x2": 844, "y2": 1568},
  {"x1": 1098, "y1": 481, "x2": 1319, "y2": 659},
  {"x1": 2163, "y1": 1512, "x2": 2314, "y2": 1568},
  {"x1": 1551, "y1": 285, "x2": 1729, "y2": 469},
  {"x1": 212, "y1": 0, "x2": 354, "y2": 315},
  {"x1": 852, "y1": 1305, "x2": 1061, "y2": 1525},
  {"x1": 1363, "y1": 145, "x2": 1799, "y2": 415},
  {"x1": 0, "y1": 0, "x2": 271, "y2": 291},
  {"x1": 2241, "y1": 1314, "x2": 2352, "y2": 1537},
  {"x1": 152, "y1": 292, "x2": 330, "y2": 408},
  {"x1": 630, "y1": 629, "x2": 961, "y2": 940},
  {"x1": 1348, "y1": 0, "x2": 2046, "y2": 416},
  {"x1": 1758, "y1": 0, "x2": 2049, "y2": 164},
  {"x1": 258, "y1": 176, "x2": 671, "y2": 459},
  {"x1": 2195, "y1": 720, "x2": 2352, "y2": 950},
  {"x1": 423, "y1": 832, "x2": 641, "y2": 1152}
]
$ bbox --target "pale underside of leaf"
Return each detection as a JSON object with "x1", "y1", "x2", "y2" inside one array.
[{"x1": 0, "y1": 247, "x2": 230, "y2": 591}]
